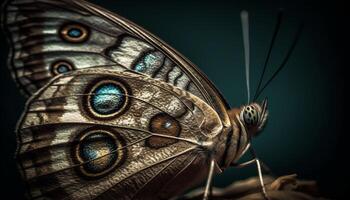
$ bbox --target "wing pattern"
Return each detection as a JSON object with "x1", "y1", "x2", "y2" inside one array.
[
  {"x1": 2, "y1": 0, "x2": 213, "y2": 110},
  {"x1": 1, "y1": 0, "x2": 236, "y2": 199},
  {"x1": 17, "y1": 69, "x2": 222, "y2": 199}
]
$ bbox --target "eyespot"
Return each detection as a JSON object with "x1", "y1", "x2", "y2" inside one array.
[
  {"x1": 51, "y1": 61, "x2": 74, "y2": 75},
  {"x1": 72, "y1": 128, "x2": 126, "y2": 178},
  {"x1": 84, "y1": 78, "x2": 130, "y2": 120},
  {"x1": 146, "y1": 113, "x2": 181, "y2": 148},
  {"x1": 60, "y1": 23, "x2": 89, "y2": 43}
]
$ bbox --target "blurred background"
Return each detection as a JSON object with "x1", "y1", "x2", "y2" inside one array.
[{"x1": 0, "y1": 0, "x2": 345, "y2": 199}]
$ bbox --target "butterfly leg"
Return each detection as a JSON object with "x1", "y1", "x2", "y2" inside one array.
[
  {"x1": 237, "y1": 143, "x2": 272, "y2": 173},
  {"x1": 231, "y1": 158, "x2": 269, "y2": 200},
  {"x1": 249, "y1": 147, "x2": 270, "y2": 200},
  {"x1": 255, "y1": 158, "x2": 269, "y2": 200},
  {"x1": 203, "y1": 158, "x2": 215, "y2": 200}
]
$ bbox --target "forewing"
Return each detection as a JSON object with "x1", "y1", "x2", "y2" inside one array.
[
  {"x1": 17, "y1": 69, "x2": 223, "y2": 199},
  {"x1": 2, "y1": 0, "x2": 230, "y2": 125}
]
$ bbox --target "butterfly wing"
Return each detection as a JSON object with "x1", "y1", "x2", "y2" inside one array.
[
  {"x1": 17, "y1": 68, "x2": 223, "y2": 199},
  {"x1": 1, "y1": 0, "x2": 126, "y2": 96},
  {"x1": 2, "y1": 0, "x2": 230, "y2": 126}
]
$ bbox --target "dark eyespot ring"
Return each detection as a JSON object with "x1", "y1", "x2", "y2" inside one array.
[
  {"x1": 72, "y1": 127, "x2": 126, "y2": 179},
  {"x1": 146, "y1": 113, "x2": 181, "y2": 149},
  {"x1": 51, "y1": 61, "x2": 74, "y2": 75},
  {"x1": 83, "y1": 78, "x2": 130, "y2": 120},
  {"x1": 60, "y1": 23, "x2": 89, "y2": 43}
]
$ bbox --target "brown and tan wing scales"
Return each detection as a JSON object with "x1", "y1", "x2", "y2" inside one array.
[
  {"x1": 1, "y1": 0, "x2": 123, "y2": 95},
  {"x1": 2, "y1": 0, "x2": 230, "y2": 126},
  {"x1": 17, "y1": 68, "x2": 223, "y2": 199}
]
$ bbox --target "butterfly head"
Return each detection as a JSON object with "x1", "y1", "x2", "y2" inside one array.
[
  {"x1": 239, "y1": 98, "x2": 268, "y2": 137},
  {"x1": 222, "y1": 98, "x2": 268, "y2": 168}
]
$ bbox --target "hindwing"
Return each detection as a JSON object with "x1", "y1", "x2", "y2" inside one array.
[{"x1": 17, "y1": 68, "x2": 223, "y2": 199}]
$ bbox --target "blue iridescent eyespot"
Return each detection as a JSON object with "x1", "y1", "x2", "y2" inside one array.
[
  {"x1": 92, "y1": 84, "x2": 125, "y2": 114},
  {"x1": 51, "y1": 61, "x2": 74, "y2": 75},
  {"x1": 57, "y1": 65, "x2": 69, "y2": 73},
  {"x1": 68, "y1": 28, "x2": 82, "y2": 38},
  {"x1": 60, "y1": 23, "x2": 89, "y2": 43},
  {"x1": 85, "y1": 79, "x2": 130, "y2": 119},
  {"x1": 73, "y1": 128, "x2": 126, "y2": 178}
]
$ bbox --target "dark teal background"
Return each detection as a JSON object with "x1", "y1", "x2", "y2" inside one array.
[{"x1": 0, "y1": 0, "x2": 345, "y2": 199}]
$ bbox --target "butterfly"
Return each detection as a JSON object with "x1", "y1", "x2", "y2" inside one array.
[{"x1": 1, "y1": 0, "x2": 302, "y2": 199}]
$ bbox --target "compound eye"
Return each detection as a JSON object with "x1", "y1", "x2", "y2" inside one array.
[{"x1": 243, "y1": 106, "x2": 259, "y2": 127}]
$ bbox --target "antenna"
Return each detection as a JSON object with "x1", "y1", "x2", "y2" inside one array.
[
  {"x1": 253, "y1": 10, "x2": 283, "y2": 101},
  {"x1": 241, "y1": 10, "x2": 251, "y2": 103},
  {"x1": 254, "y1": 23, "x2": 303, "y2": 99}
]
